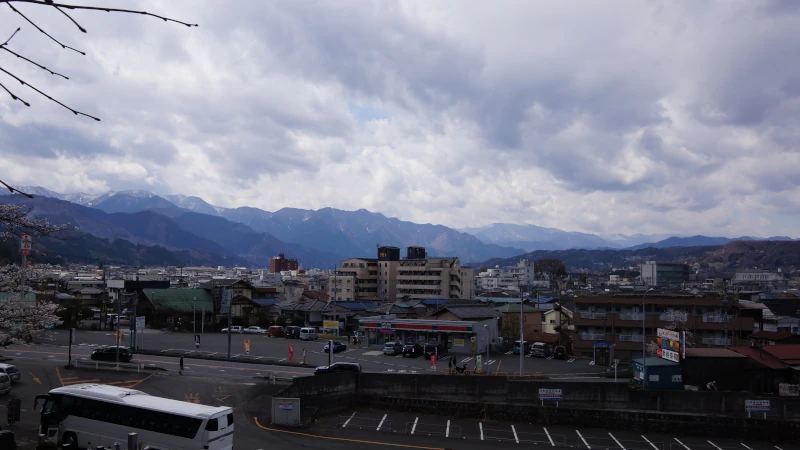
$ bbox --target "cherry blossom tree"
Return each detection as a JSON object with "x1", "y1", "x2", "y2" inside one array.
[{"x1": 0, "y1": 263, "x2": 61, "y2": 347}]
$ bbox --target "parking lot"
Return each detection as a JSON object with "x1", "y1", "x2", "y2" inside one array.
[{"x1": 321, "y1": 410, "x2": 798, "y2": 450}]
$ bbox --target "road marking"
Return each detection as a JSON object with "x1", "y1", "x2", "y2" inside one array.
[
  {"x1": 543, "y1": 427, "x2": 554, "y2": 446},
  {"x1": 342, "y1": 412, "x2": 356, "y2": 428},
  {"x1": 589, "y1": 361, "x2": 595, "y2": 365},
  {"x1": 254, "y1": 417, "x2": 446, "y2": 450},
  {"x1": 707, "y1": 441, "x2": 722, "y2": 450},
  {"x1": 412, "y1": 417, "x2": 419, "y2": 435},
  {"x1": 674, "y1": 438, "x2": 691, "y2": 450},
  {"x1": 609, "y1": 432, "x2": 625, "y2": 449},
  {"x1": 511, "y1": 425, "x2": 519, "y2": 444},
  {"x1": 775, "y1": 447, "x2": 783, "y2": 450},
  {"x1": 741, "y1": 445, "x2": 753, "y2": 450},
  {"x1": 568, "y1": 358, "x2": 576, "y2": 362},
  {"x1": 547, "y1": 356, "x2": 554, "y2": 360},
  {"x1": 377, "y1": 413, "x2": 387, "y2": 431},
  {"x1": 485, "y1": 360, "x2": 495, "y2": 366},
  {"x1": 479, "y1": 422, "x2": 483, "y2": 441},
  {"x1": 576, "y1": 430, "x2": 591, "y2": 449},
  {"x1": 641, "y1": 435, "x2": 658, "y2": 450},
  {"x1": 446, "y1": 420, "x2": 450, "y2": 438},
  {"x1": 505, "y1": 351, "x2": 513, "y2": 355},
  {"x1": 462, "y1": 357, "x2": 473, "y2": 363},
  {"x1": 29, "y1": 372, "x2": 41, "y2": 384}
]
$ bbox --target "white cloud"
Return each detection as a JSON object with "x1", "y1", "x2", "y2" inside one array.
[{"x1": 1, "y1": 0, "x2": 798, "y2": 238}]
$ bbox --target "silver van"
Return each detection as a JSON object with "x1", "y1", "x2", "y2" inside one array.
[
  {"x1": 299, "y1": 327, "x2": 318, "y2": 341},
  {"x1": 0, "y1": 363, "x2": 21, "y2": 382}
]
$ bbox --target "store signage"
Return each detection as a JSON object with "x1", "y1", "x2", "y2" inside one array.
[
  {"x1": 745, "y1": 400, "x2": 770, "y2": 413},
  {"x1": 656, "y1": 328, "x2": 682, "y2": 363},
  {"x1": 538, "y1": 389, "x2": 562, "y2": 401}
]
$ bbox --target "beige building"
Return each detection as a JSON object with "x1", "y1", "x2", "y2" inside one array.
[{"x1": 328, "y1": 246, "x2": 475, "y2": 303}]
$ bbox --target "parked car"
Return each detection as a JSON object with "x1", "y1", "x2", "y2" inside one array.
[
  {"x1": 530, "y1": 342, "x2": 553, "y2": 358},
  {"x1": 383, "y1": 341, "x2": 403, "y2": 356},
  {"x1": 0, "y1": 364, "x2": 21, "y2": 382},
  {"x1": 402, "y1": 343, "x2": 423, "y2": 358},
  {"x1": 267, "y1": 325, "x2": 285, "y2": 337},
  {"x1": 244, "y1": 326, "x2": 266, "y2": 334},
  {"x1": 299, "y1": 327, "x2": 318, "y2": 341},
  {"x1": 284, "y1": 326, "x2": 301, "y2": 339},
  {"x1": 423, "y1": 342, "x2": 448, "y2": 359},
  {"x1": 314, "y1": 362, "x2": 362, "y2": 375},
  {"x1": 554, "y1": 345, "x2": 568, "y2": 360},
  {"x1": 221, "y1": 326, "x2": 243, "y2": 334},
  {"x1": 89, "y1": 346, "x2": 133, "y2": 363},
  {"x1": 513, "y1": 340, "x2": 531, "y2": 355},
  {"x1": 0, "y1": 373, "x2": 10, "y2": 395},
  {"x1": 324, "y1": 341, "x2": 347, "y2": 353}
]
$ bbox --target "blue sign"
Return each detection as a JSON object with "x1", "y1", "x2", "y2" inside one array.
[{"x1": 594, "y1": 341, "x2": 612, "y2": 348}]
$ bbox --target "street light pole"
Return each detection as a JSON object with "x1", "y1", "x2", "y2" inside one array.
[
  {"x1": 193, "y1": 296, "x2": 196, "y2": 334},
  {"x1": 642, "y1": 287, "x2": 654, "y2": 389},
  {"x1": 519, "y1": 281, "x2": 524, "y2": 375}
]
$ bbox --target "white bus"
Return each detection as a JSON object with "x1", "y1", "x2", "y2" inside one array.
[{"x1": 34, "y1": 383, "x2": 233, "y2": 449}]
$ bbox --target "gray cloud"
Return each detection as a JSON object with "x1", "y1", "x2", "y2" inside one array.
[{"x1": 1, "y1": 0, "x2": 799, "y2": 238}]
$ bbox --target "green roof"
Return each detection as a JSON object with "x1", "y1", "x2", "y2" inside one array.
[
  {"x1": 0, "y1": 292, "x2": 37, "y2": 303},
  {"x1": 146, "y1": 289, "x2": 213, "y2": 312}
]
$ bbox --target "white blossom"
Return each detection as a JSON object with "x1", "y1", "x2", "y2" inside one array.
[
  {"x1": 0, "y1": 264, "x2": 62, "y2": 347},
  {"x1": 0, "y1": 204, "x2": 71, "y2": 241}
]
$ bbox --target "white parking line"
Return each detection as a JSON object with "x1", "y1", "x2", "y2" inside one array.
[
  {"x1": 576, "y1": 430, "x2": 591, "y2": 449},
  {"x1": 411, "y1": 417, "x2": 418, "y2": 435},
  {"x1": 775, "y1": 447, "x2": 783, "y2": 450},
  {"x1": 674, "y1": 438, "x2": 691, "y2": 450},
  {"x1": 342, "y1": 412, "x2": 356, "y2": 428},
  {"x1": 376, "y1": 413, "x2": 387, "y2": 431},
  {"x1": 480, "y1": 422, "x2": 484, "y2": 441},
  {"x1": 511, "y1": 425, "x2": 519, "y2": 444},
  {"x1": 543, "y1": 427, "x2": 554, "y2": 447},
  {"x1": 446, "y1": 420, "x2": 450, "y2": 438},
  {"x1": 741, "y1": 445, "x2": 753, "y2": 450},
  {"x1": 641, "y1": 435, "x2": 658, "y2": 450},
  {"x1": 707, "y1": 441, "x2": 722, "y2": 450},
  {"x1": 608, "y1": 432, "x2": 625, "y2": 449},
  {"x1": 462, "y1": 357, "x2": 474, "y2": 363}
]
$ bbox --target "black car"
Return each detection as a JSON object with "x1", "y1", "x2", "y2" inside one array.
[
  {"x1": 554, "y1": 345, "x2": 568, "y2": 360},
  {"x1": 90, "y1": 346, "x2": 133, "y2": 363},
  {"x1": 423, "y1": 342, "x2": 448, "y2": 360},
  {"x1": 402, "y1": 343, "x2": 423, "y2": 358},
  {"x1": 284, "y1": 326, "x2": 301, "y2": 339},
  {"x1": 314, "y1": 362, "x2": 362, "y2": 375}
]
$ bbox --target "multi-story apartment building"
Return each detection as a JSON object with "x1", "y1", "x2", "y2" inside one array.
[
  {"x1": 328, "y1": 246, "x2": 475, "y2": 303},
  {"x1": 270, "y1": 253, "x2": 299, "y2": 273},
  {"x1": 640, "y1": 261, "x2": 689, "y2": 286},
  {"x1": 476, "y1": 259, "x2": 546, "y2": 291},
  {"x1": 573, "y1": 292, "x2": 754, "y2": 362}
]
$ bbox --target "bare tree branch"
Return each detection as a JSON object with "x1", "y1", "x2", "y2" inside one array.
[
  {"x1": 2, "y1": 26, "x2": 20, "y2": 45},
  {"x1": 7, "y1": 0, "x2": 199, "y2": 28},
  {"x1": 0, "y1": 0, "x2": 196, "y2": 120},
  {"x1": 5, "y1": 2, "x2": 85, "y2": 54},
  {"x1": 54, "y1": 4, "x2": 85, "y2": 33},
  {"x1": 0, "y1": 179, "x2": 33, "y2": 198},
  {"x1": 1, "y1": 46, "x2": 69, "y2": 79},
  {"x1": 0, "y1": 66, "x2": 100, "y2": 120},
  {"x1": 0, "y1": 79, "x2": 30, "y2": 106}
]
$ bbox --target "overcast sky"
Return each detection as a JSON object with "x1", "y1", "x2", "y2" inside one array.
[{"x1": 1, "y1": 0, "x2": 798, "y2": 238}]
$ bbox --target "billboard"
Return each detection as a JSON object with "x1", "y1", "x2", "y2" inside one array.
[
  {"x1": 656, "y1": 328, "x2": 683, "y2": 363},
  {"x1": 322, "y1": 320, "x2": 339, "y2": 330}
]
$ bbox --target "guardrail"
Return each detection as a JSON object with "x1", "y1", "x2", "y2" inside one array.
[{"x1": 75, "y1": 358, "x2": 146, "y2": 373}]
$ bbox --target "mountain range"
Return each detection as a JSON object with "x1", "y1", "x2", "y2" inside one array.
[{"x1": 1, "y1": 186, "x2": 796, "y2": 268}]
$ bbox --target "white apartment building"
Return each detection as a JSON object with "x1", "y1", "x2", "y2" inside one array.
[
  {"x1": 328, "y1": 246, "x2": 475, "y2": 302},
  {"x1": 476, "y1": 259, "x2": 548, "y2": 291}
]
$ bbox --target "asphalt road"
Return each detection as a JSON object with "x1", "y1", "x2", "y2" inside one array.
[{"x1": 38, "y1": 329, "x2": 611, "y2": 378}]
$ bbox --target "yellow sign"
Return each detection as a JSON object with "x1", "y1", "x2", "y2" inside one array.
[
  {"x1": 454, "y1": 339, "x2": 464, "y2": 346},
  {"x1": 323, "y1": 320, "x2": 338, "y2": 329},
  {"x1": 244, "y1": 340, "x2": 250, "y2": 355}
]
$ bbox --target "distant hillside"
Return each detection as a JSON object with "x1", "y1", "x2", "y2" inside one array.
[
  {"x1": 696, "y1": 240, "x2": 800, "y2": 271},
  {"x1": 627, "y1": 235, "x2": 796, "y2": 250}
]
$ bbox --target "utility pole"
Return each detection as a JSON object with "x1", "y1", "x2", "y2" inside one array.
[
  {"x1": 193, "y1": 296, "x2": 196, "y2": 334},
  {"x1": 519, "y1": 280, "x2": 524, "y2": 375}
]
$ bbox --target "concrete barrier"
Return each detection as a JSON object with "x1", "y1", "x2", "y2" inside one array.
[{"x1": 74, "y1": 358, "x2": 164, "y2": 373}]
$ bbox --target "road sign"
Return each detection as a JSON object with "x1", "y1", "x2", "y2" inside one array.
[
  {"x1": 745, "y1": 400, "x2": 770, "y2": 413},
  {"x1": 136, "y1": 316, "x2": 145, "y2": 332},
  {"x1": 244, "y1": 339, "x2": 250, "y2": 355},
  {"x1": 19, "y1": 234, "x2": 31, "y2": 255},
  {"x1": 220, "y1": 289, "x2": 232, "y2": 314},
  {"x1": 195, "y1": 334, "x2": 201, "y2": 349},
  {"x1": 538, "y1": 388, "x2": 562, "y2": 401}
]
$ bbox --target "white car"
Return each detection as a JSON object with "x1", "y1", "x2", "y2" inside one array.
[
  {"x1": 244, "y1": 326, "x2": 266, "y2": 334},
  {"x1": 221, "y1": 326, "x2": 243, "y2": 334},
  {"x1": 0, "y1": 373, "x2": 10, "y2": 395}
]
